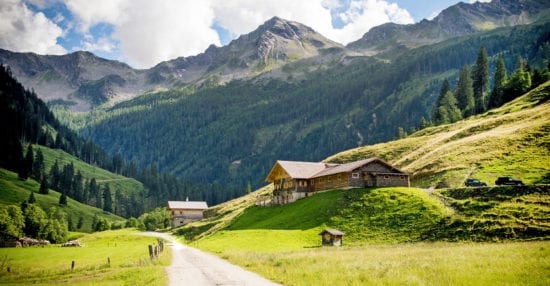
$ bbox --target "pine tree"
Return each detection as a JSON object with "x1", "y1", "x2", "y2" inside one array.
[
  {"x1": 472, "y1": 46, "x2": 489, "y2": 114},
  {"x1": 49, "y1": 160, "x2": 60, "y2": 191},
  {"x1": 19, "y1": 145, "x2": 34, "y2": 180},
  {"x1": 434, "y1": 91, "x2": 462, "y2": 124},
  {"x1": 28, "y1": 191, "x2": 36, "y2": 204},
  {"x1": 488, "y1": 57, "x2": 507, "y2": 109},
  {"x1": 59, "y1": 192, "x2": 67, "y2": 206},
  {"x1": 103, "y1": 184, "x2": 113, "y2": 213},
  {"x1": 32, "y1": 148, "x2": 45, "y2": 181},
  {"x1": 455, "y1": 64, "x2": 475, "y2": 117},
  {"x1": 503, "y1": 57, "x2": 532, "y2": 102},
  {"x1": 39, "y1": 175, "x2": 49, "y2": 194}
]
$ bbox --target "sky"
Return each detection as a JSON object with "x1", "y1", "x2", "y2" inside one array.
[{"x1": 0, "y1": 0, "x2": 490, "y2": 69}]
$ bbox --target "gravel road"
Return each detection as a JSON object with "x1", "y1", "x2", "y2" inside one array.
[{"x1": 143, "y1": 232, "x2": 281, "y2": 286}]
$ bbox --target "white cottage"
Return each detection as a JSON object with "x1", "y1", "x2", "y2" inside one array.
[{"x1": 167, "y1": 200, "x2": 208, "y2": 227}]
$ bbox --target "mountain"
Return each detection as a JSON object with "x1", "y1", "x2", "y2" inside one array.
[
  {"x1": 149, "y1": 16, "x2": 343, "y2": 85},
  {"x1": 0, "y1": 17, "x2": 341, "y2": 111},
  {"x1": 347, "y1": 0, "x2": 550, "y2": 53}
]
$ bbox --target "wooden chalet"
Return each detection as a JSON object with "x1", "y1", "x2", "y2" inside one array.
[
  {"x1": 167, "y1": 200, "x2": 208, "y2": 227},
  {"x1": 265, "y1": 157, "x2": 409, "y2": 204}
]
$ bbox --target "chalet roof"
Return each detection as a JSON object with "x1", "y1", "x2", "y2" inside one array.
[
  {"x1": 265, "y1": 157, "x2": 407, "y2": 182},
  {"x1": 319, "y1": 229, "x2": 345, "y2": 236},
  {"x1": 167, "y1": 201, "x2": 208, "y2": 210},
  {"x1": 267, "y1": 160, "x2": 338, "y2": 181}
]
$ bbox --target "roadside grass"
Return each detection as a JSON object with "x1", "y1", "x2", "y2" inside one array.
[
  {"x1": 219, "y1": 241, "x2": 550, "y2": 286},
  {"x1": 0, "y1": 229, "x2": 169, "y2": 286},
  {"x1": 0, "y1": 168, "x2": 124, "y2": 233}
]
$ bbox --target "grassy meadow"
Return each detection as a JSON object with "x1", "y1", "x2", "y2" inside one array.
[
  {"x1": 0, "y1": 229, "x2": 169, "y2": 286},
  {"x1": 217, "y1": 241, "x2": 550, "y2": 286},
  {"x1": 184, "y1": 186, "x2": 549, "y2": 285}
]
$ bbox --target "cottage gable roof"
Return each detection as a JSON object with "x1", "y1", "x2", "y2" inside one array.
[
  {"x1": 266, "y1": 157, "x2": 406, "y2": 182},
  {"x1": 265, "y1": 160, "x2": 337, "y2": 182},
  {"x1": 167, "y1": 201, "x2": 208, "y2": 210},
  {"x1": 319, "y1": 229, "x2": 345, "y2": 236}
]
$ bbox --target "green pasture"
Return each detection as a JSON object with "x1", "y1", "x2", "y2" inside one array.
[
  {"x1": 219, "y1": 241, "x2": 550, "y2": 286},
  {"x1": 0, "y1": 229, "x2": 169, "y2": 285}
]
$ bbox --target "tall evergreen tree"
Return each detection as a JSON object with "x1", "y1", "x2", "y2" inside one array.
[
  {"x1": 19, "y1": 145, "x2": 34, "y2": 180},
  {"x1": 39, "y1": 175, "x2": 49, "y2": 194},
  {"x1": 503, "y1": 57, "x2": 532, "y2": 102},
  {"x1": 434, "y1": 91, "x2": 462, "y2": 124},
  {"x1": 488, "y1": 57, "x2": 507, "y2": 109},
  {"x1": 59, "y1": 192, "x2": 67, "y2": 206},
  {"x1": 32, "y1": 147, "x2": 45, "y2": 181},
  {"x1": 49, "y1": 160, "x2": 60, "y2": 191},
  {"x1": 103, "y1": 184, "x2": 113, "y2": 213},
  {"x1": 472, "y1": 46, "x2": 489, "y2": 114},
  {"x1": 455, "y1": 64, "x2": 475, "y2": 117}
]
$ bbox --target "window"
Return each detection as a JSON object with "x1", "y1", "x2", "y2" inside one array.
[
  {"x1": 384, "y1": 175, "x2": 389, "y2": 179},
  {"x1": 352, "y1": 173, "x2": 360, "y2": 178},
  {"x1": 400, "y1": 176, "x2": 405, "y2": 180}
]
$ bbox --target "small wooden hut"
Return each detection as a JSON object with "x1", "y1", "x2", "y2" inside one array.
[{"x1": 319, "y1": 229, "x2": 345, "y2": 246}]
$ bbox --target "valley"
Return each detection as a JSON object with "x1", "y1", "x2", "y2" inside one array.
[{"x1": 0, "y1": 0, "x2": 549, "y2": 285}]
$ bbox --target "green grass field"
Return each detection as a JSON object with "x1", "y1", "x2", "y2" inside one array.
[
  {"x1": 0, "y1": 229, "x2": 169, "y2": 286},
  {"x1": 217, "y1": 241, "x2": 550, "y2": 286}
]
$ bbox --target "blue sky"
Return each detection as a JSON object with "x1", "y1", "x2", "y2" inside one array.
[{"x1": 0, "y1": 0, "x2": 488, "y2": 68}]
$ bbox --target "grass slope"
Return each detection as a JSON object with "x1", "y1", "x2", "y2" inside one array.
[
  {"x1": 36, "y1": 145, "x2": 146, "y2": 195},
  {"x1": 192, "y1": 187, "x2": 450, "y2": 252},
  {"x1": 0, "y1": 168, "x2": 124, "y2": 233},
  {"x1": 327, "y1": 81, "x2": 550, "y2": 187},
  {"x1": 0, "y1": 229, "x2": 169, "y2": 285}
]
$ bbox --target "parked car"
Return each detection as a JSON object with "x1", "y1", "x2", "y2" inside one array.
[
  {"x1": 495, "y1": 176, "x2": 524, "y2": 186},
  {"x1": 465, "y1": 178, "x2": 487, "y2": 187}
]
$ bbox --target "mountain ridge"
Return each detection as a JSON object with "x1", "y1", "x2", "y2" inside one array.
[{"x1": 1, "y1": 0, "x2": 548, "y2": 110}]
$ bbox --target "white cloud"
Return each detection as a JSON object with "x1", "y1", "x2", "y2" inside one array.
[
  {"x1": 65, "y1": 0, "x2": 220, "y2": 68},
  {"x1": 0, "y1": 0, "x2": 66, "y2": 54},
  {"x1": 213, "y1": 0, "x2": 413, "y2": 46}
]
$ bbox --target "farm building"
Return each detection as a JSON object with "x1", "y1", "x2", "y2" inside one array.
[
  {"x1": 167, "y1": 200, "x2": 208, "y2": 227},
  {"x1": 265, "y1": 157, "x2": 409, "y2": 204}
]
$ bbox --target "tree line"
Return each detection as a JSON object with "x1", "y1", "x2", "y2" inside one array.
[{"x1": 431, "y1": 47, "x2": 549, "y2": 125}]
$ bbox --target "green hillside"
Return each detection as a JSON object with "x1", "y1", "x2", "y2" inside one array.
[
  {"x1": 327, "y1": 81, "x2": 550, "y2": 188},
  {"x1": 37, "y1": 145, "x2": 146, "y2": 194},
  {"x1": 176, "y1": 82, "x2": 550, "y2": 247},
  {"x1": 0, "y1": 168, "x2": 124, "y2": 233},
  {"x1": 192, "y1": 187, "x2": 450, "y2": 252}
]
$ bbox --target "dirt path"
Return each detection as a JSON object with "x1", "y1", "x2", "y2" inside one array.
[{"x1": 143, "y1": 232, "x2": 281, "y2": 286}]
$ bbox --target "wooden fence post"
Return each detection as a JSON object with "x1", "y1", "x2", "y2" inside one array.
[
  {"x1": 148, "y1": 245, "x2": 154, "y2": 260},
  {"x1": 71, "y1": 261, "x2": 75, "y2": 270},
  {"x1": 107, "y1": 257, "x2": 111, "y2": 267}
]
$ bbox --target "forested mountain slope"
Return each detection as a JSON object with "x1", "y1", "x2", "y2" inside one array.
[{"x1": 80, "y1": 21, "x2": 550, "y2": 190}]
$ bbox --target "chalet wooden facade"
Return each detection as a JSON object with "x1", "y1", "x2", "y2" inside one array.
[
  {"x1": 167, "y1": 200, "x2": 208, "y2": 227},
  {"x1": 265, "y1": 157, "x2": 409, "y2": 204}
]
